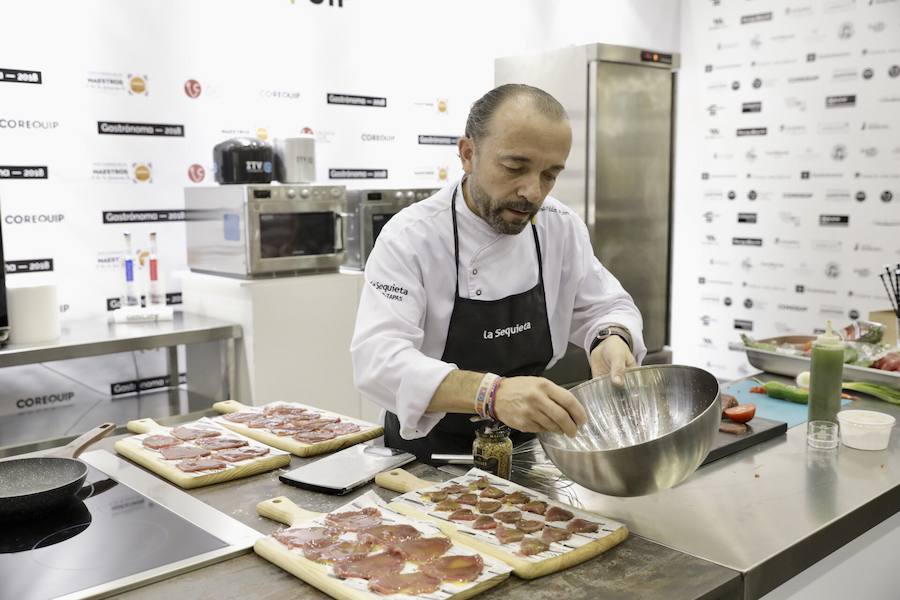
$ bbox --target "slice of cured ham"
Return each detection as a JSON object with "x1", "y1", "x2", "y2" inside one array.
[
  {"x1": 566, "y1": 518, "x2": 599, "y2": 533},
  {"x1": 479, "y1": 486, "x2": 505, "y2": 499},
  {"x1": 248, "y1": 417, "x2": 290, "y2": 429},
  {"x1": 503, "y1": 491, "x2": 530, "y2": 505},
  {"x1": 521, "y1": 500, "x2": 548, "y2": 515},
  {"x1": 263, "y1": 404, "x2": 308, "y2": 417},
  {"x1": 176, "y1": 457, "x2": 227, "y2": 472},
  {"x1": 421, "y1": 554, "x2": 484, "y2": 583},
  {"x1": 142, "y1": 435, "x2": 181, "y2": 450},
  {"x1": 321, "y1": 422, "x2": 361, "y2": 436},
  {"x1": 422, "y1": 489, "x2": 448, "y2": 502},
  {"x1": 368, "y1": 572, "x2": 441, "y2": 596},
  {"x1": 476, "y1": 500, "x2": 502, "y2": 514},
  {"x1": 304, "y1": 539, "x2": 374, "y2": 563},
  {"x1": 470, "y1": 476, "x2": 491, "y2": 490},
  {"x1": 272, "y1": 526, "x2": 338, "y2": 549},
  {"x1": 332, "y1": 551, "x2": 406, "y2": 580},
  {"x1": 544, "y1": 506, "x2": 574, "y2": 522},
  {"x1": 324, "y1": 507, "x2": 382, "y2": 532},
  {"x1": 270, "y1": 428, "x2": 300, "y2": 437},
  {"x1": 541, "y1": 526, "x2": 573, "y2": 544},
  {"x1": 515, "y1": 519, "x2": 544, "y2": 534},
  {"x1": 494, "y1": 510, "x2": 522, "y2": 523},
  {"x1": 215, "y1": 446, "x2": 270, "y2": 462},
  {"x1": 457, "y1": 493, "x2": 477, "y2": 505},
  {"x1": 434, "y1": 499, "x2": 461, "y2": 512},
  {"x1": 494, "y1": 526, "x2": 524, "y2": 545},
  {"x1": 222, "y1": 411, "x2": 260, "y2": 423},
  {"x1": 195, "y1": 437, "x2": 248, "y2": 450},
  {"x1": 159, "y1": 446, "x2": 211, "y2": 460},
  {"x1": 389, "y1": 536, "x2": 452, "y2": 563},
  {"x1": 293, "y1": 430, "x2": 337, "y2": 444},
  {"x1": 448, "y1": 508, "x2": 477, "y2": 521},
  {"x1": 359, "y1": 524, "x2": 421, "y2": 545},
  {"x1": 473, "y1": 516, "x2": 497, "y2": 530},
  {"x1": 290, "y1": 419, "x2": 332, "y2": 433},
  {"x1": 442, "y1": 483, "x2": 470, "y2": 494},
  {"x1": 171, "y1": 426, "x2": 221, "y2": 441},
  {"x1": 519, "y1": 537, "x2": 550, "y2": 556}
]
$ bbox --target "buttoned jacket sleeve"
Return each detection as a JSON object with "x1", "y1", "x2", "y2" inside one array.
[
  {"x1": 566, "y1": 219, "x2": 647, "y2": 363},
  {"x1": 350, "y1": 231, "x2": 456, "y2": 440}
]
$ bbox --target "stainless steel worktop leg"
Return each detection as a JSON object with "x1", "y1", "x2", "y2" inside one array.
[
  {"x1": 225, "y1": 338, "x2": 235, "y2": 402},
  {"x1": 167, "y1": 345, "x2": 180, "y2": 413}
]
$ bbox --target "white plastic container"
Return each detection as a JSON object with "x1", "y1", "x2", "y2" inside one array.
[{"x1": 836, "y1": 410, "x2": 895, "y2": 451}]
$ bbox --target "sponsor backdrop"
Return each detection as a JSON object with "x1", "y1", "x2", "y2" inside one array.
[
  {"x1": 673, "y1": 0, "x2": 900, "y2": 379},
  {"x1": 0, "y1": 0, "x2": 679, "y2": 426}
]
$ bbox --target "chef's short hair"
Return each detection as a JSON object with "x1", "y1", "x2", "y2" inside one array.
[{"x1": 465, "y1": 84, "x2": 568, "y2": 141}]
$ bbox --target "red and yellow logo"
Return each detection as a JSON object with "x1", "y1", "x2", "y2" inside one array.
[
  {"x1": 301, "y1": 126, "x2": 314, "y2": 134},
  {"x1": 188, "y1": 164, "x2": 205, "y2": 182},
  {"x1": 128, "y1": 75, "x2": 148, "y2": 95},
  {"x1": 184, "y1": 79, "x2": 202, "y2": 98}
]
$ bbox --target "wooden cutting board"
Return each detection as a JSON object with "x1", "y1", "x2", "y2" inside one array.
[
  {"x1": 115, "y1": 417, "x2": 290, "y2": 489},
  {"x1": 254, "y1": 493, "x2": 511, "y2": 600},
  {"x1": 375, "y1": 468, "x2": 628, "y2": 580},
  {"x1": 212, "y1": 400, "x2": 383, "y2": 457}
]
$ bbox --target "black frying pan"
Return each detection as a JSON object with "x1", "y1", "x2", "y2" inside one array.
[{"x1": 0, "y1": 422, "x2": 116, "y2": 518}]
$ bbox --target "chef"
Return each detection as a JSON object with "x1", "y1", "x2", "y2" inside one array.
[{"x1": 351, "y1": 84, "x2": 646, "y2": 462}]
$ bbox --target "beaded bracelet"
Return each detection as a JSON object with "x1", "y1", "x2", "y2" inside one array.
[
  {"x1": 475, "y1": 372, "x2": 500, "y2": 419},
  {"x1": 486, "y1": 376, "x2": 503, "y2": 421}
]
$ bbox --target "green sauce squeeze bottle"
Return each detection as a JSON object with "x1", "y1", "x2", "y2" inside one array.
[{"x1": 807, "y1": 320, "x2": 844, "y2": 423}]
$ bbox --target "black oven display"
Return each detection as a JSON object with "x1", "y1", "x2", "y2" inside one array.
[
  {"x1": 371, "y1": 213, "x2": 395, "y2": 245},
  {"x1": 260, "y1": 212, "x2": 336, "y2": 258}
]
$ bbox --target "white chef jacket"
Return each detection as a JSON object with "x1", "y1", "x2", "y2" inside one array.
[{"x1": 350, "y1": 179, "x2": 646, "y2": 440}]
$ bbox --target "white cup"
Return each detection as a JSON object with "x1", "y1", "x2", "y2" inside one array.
[{"x1": 7, "y1": 283, "x2": 61, "y2": 344}]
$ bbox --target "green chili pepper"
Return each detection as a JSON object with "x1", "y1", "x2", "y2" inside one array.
[{"x1": 761, "y1": 381, "x2": 809, "y2": 404}]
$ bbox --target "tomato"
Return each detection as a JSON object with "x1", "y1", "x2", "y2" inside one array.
[{"x1": 724, "y1": 404, "x2": 756, "y2": 424}]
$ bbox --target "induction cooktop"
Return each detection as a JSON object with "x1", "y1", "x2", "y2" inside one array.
[{"x1": 0, "y1": 450, "x2": 260, "y2": 600}]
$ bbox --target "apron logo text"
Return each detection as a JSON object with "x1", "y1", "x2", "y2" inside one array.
[{"x1": 483, "y1": 321, "x2": 532, "y2": 340}]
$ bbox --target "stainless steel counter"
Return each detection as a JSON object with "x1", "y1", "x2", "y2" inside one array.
[
  {"x1": 0, "y1": 312, "x2": 242, "y2": 455},
  {"x1": 0, "y1": 311, "x2": 241, "y2": 367},
  {"x1": 564, "y1": 373, "x2": 900, "y2": 598},
  {"x1": 87, "y1": 434, "x2": 741, "y2": 600}
]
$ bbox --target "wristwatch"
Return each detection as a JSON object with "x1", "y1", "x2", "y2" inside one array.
[{"x1": 589, "y1": 325, "x2": 633, "y2": 354}]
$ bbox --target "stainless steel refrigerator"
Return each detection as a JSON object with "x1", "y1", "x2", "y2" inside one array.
[{"x1": 495, "y1": 43, "x2": 679, "y2": 384}]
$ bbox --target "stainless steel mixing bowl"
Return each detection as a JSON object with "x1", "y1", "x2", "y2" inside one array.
[{"x1": 538, "y1": 364, "x2": 721, "y2": 497}]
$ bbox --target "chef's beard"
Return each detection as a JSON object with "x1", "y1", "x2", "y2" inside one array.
[{"x1": 467, "y1": 176, "x2": 537, "y2": 235}]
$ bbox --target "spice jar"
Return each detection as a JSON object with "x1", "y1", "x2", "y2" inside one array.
[{"x1": 473, "y1": 422, "x2": 512, "y2": 479}]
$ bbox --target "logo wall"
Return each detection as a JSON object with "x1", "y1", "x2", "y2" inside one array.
[
  {"x1": 0, "y1": 5, "x2": 467, "y2": 410},
  {"x1": 675, "y1": 0, "x2": 900, "y2": 380}
]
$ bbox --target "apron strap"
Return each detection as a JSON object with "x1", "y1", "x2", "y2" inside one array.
[{"x1": 451, "y1": 180, "x2": 544, "y2": 297}]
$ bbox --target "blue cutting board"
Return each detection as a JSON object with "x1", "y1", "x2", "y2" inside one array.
[{"x1": 723, "y1": 379, "x2": 850, "y2": 429}]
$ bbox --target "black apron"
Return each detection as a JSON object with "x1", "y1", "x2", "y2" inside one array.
[{"x1": 384, "y1": 183, "x2": 554, "y2": 463}]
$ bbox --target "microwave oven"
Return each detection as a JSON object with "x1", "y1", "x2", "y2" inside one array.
[
  {"x1": 185, "y1": 184, "x2": 347, "y2": 278},
  {"x1": 344, "y1": 188, "x2": 439, "y2": 271}
]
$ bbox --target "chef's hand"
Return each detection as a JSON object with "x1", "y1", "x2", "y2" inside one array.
[
  {"x1": 493, "y1": 377, "x2": 587, "y2": 437},
  {"x1": 590, "y1": 336, "x2": 636, "y2": 387}
]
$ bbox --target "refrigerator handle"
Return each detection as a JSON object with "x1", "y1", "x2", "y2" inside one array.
[{"x1": 586, "y1": 60, "x2": 598, "y2": 231}]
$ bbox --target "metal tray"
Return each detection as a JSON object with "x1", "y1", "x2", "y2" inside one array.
[{"x1": 731, "y1": 335, "x2": 900, "y2": 390}]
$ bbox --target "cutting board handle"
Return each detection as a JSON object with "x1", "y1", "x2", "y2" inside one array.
[
  {"x1": 257, "y1": 496, "x2": 322, "y2": 527},
  {"x1": 213, "y1": 400, "x2": 248, "y2": 414},
  {"x1": 126, "y1": 418, "x2": 162, "y2": 434},
  {"x1": 374, "y1": 468, "x2": 433, "y2": 493},
  {"x1": 53, "y1": 423, "x2": 117, "y2": 459}
]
